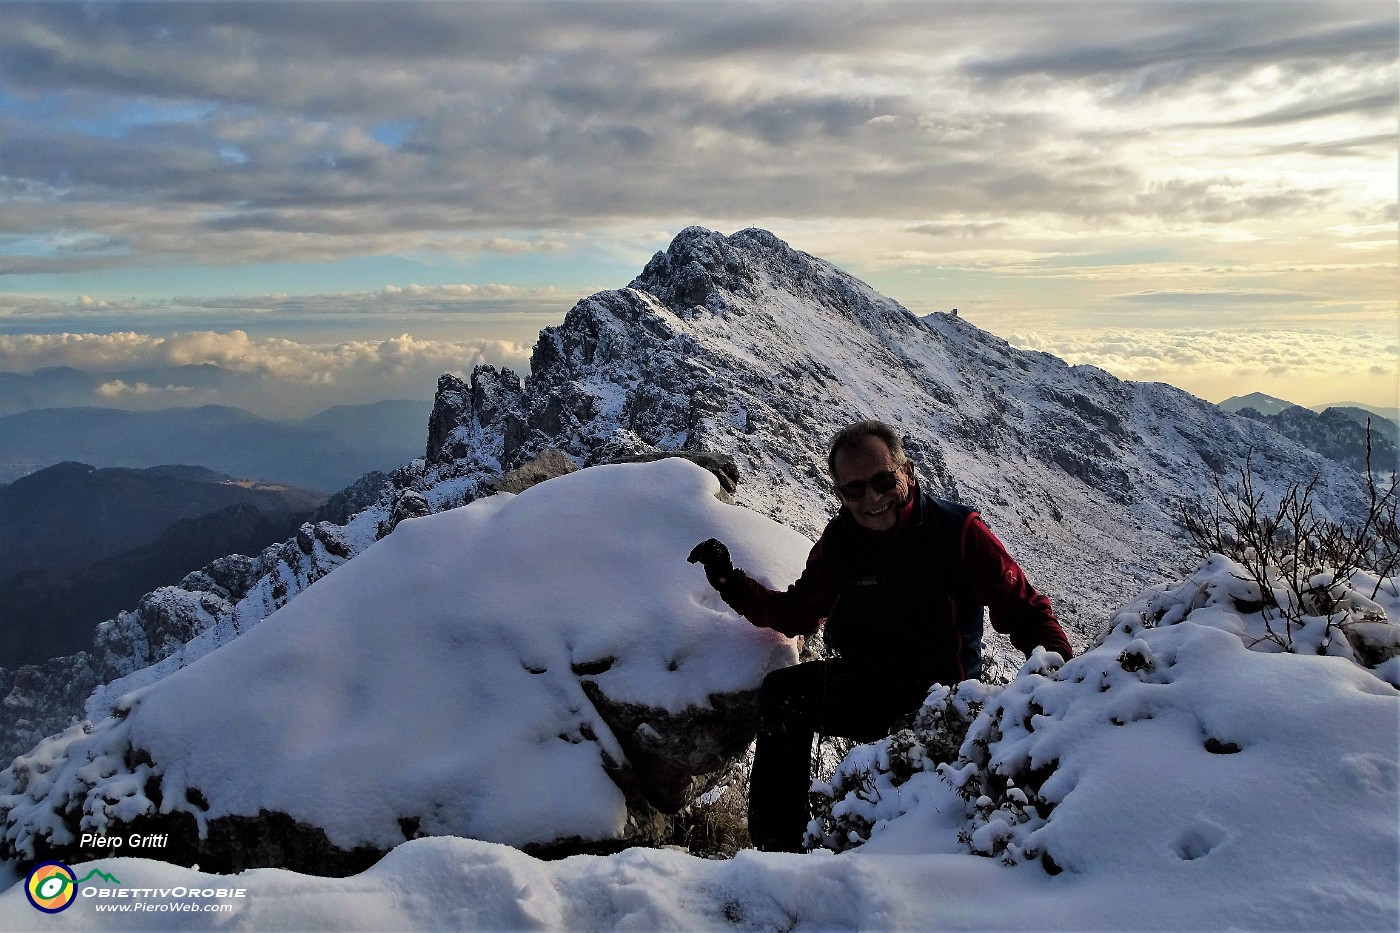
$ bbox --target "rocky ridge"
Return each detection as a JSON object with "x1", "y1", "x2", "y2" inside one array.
[
  {"x1": 1, "y1": 226, "x2": 1374, "y2": 768},
  {"x1": 1235, "y1": 405, "x2": 1399, "y2": 474},
  {"x1": 411, "y1": 227, "x2": 1370, "y2": 645}
]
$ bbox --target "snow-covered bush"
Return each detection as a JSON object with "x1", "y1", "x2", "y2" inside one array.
[
  {"x1": 805, "y1": 679, "x2": 998, "y2": 852},
  {"x1": 937, "y1": 650, "x2": 1065, "y2": 868},
  {"x1": 1176, "y1": 445, "x2": 1399, "y2": 654},
  {"x1": 1110, "y1": 554, "x2": 1400, "y2": 683},
  {"x1": 810, "y1": 552, "x2": 1400, "y2": 872}
]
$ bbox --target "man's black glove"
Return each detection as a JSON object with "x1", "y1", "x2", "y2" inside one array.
[{"x1": 688, "y1": 538, "x2": 735, "y2": 590}]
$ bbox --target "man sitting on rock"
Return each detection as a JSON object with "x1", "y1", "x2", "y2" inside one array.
[{"x1": 689, "y1": 420, "x2": 1073, "y2": 852}]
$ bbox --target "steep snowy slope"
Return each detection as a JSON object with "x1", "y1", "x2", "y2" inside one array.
[{"x1": 1, "y1": 227, "x2": 1373, "y2": 759}]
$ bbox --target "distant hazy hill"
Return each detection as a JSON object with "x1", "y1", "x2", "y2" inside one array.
[
  {"x1": 1221, "y1": 393, "x2": 1399, "y2": 429},
  {"x1": 1322, "y1": 404, "x2": 1400, "y2": 441},
  {"x1": 1219, "y1": 392, "x2": 1296, "y2": 416},
  {"x1": 0, "y1": 462, "x2": 327, "y2": 668},
  {"x1": 1321, "y1": 400, "x2": 1400, "y2": 422},
  {"x1": 0, "y1": 462, "x2": 325, "y2": 576},
  {"x1": 0, "y1": 399, "x2": 432, "y2": 491}
]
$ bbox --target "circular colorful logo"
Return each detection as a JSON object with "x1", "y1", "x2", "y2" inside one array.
[{"x1": 26, "y1": 861, "x2": 78, "y2": 913}]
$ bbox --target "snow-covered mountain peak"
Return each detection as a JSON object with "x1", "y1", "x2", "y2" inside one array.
[
  {"x1": 627, "y1": 226, "x2": 919, "y2": 338},
  {"x1": 406, "y1": 226, "x2": 1372, "y2": 654}
]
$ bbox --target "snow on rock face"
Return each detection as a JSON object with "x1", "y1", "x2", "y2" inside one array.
[
  {"x1": 0, "y1": 655, "x2": 101, "y2": 768},
  {"x1": 81, "y1": 505, "x2": 387, "y2": 717},
  {"x1": 0, "y1": 459, "x2": 805, "y2": 871}
]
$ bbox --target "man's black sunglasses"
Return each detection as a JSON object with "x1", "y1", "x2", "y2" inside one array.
[{"x1": 836, "y1": 469, "x2": 900, "y2": 502}]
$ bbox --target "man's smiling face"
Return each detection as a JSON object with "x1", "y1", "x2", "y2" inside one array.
[{"x1": 831, "y1": 434, "x2": 915, "y2": 532}]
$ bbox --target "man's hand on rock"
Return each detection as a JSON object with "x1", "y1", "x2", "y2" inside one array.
[{"x1": 688, "y1": 538, "x2": 734, "y2": 590}]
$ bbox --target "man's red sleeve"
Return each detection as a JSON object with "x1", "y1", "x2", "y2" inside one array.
[
  {"x1": 717, "y1": 539, "x2": 837, "y2": 638},
  {"x1": 960, "y1": 514, "x2": 1074, "y2": 659}
]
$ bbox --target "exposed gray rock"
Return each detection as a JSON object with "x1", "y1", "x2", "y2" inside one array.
[
  {"x1": 179, "y1": 554, "x2": 259, "y2": 604},
  {"x1": 0, "y1": 655, "x2": 100, "y2": 765},
  {"x1": 297, "y1": 522, "x2": 353, "y2": 560},
  {"x1": 426, "y1": 369, "x2": 525, "y2": 468},
  {"x1": 309, "y1": 470, "x2": 391, "y2": 526},
  {"x1": 581, "y1": 682, "x2": 761, "y2": 814},
  {"x1": 375, "y1": 489, "x2": 431, "y2": 539},
  {"x1": 485, "y1": 449, "x2": 578, "y2": 495},
  {"x1": 424, "y1": 373, "x2": 472, "y2": 465}
]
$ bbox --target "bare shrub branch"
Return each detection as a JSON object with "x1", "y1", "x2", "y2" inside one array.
[{"x1": 1177, "y1": 425, "x2": 1399, "y2": 651}]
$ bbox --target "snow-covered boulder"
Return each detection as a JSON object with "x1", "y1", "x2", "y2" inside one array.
[{"x1": 0, "y1": 459, "x2": 807, "y2": 873}]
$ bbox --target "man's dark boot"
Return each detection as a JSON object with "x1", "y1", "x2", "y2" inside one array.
[{"x1": 748, "y1": 665, "x2": 824, "y2": 852}]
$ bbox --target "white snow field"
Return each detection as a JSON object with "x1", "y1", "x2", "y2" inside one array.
[{"x1": 1, "y1": 460, "x2": 1397, "y2": 931}]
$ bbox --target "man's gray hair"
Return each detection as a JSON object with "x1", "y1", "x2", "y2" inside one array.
[{"x1": 826, "y1": 420, "x2": 908, "y2": 479}]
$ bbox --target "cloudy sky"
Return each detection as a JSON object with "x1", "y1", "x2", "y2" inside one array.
[{"x1": 0, "y1": 1, "x2": 1395, "y2": 418}]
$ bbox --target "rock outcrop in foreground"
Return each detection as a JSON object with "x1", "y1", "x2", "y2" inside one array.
[{"x1": 0, "y1": 458, "x2": 805, "y2": 874}]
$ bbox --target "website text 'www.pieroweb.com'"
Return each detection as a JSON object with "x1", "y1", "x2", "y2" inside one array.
[{"x1": 94, "y1": 897, "x2": 238, "y2": 914}]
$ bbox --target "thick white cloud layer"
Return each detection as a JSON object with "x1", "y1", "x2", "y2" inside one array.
[
  {"x1": 0, "y1": 329, "x2": 536, "y2": 418},
  {"x1": 0, "y1": 330, "x2": 531, "y2": 378},
  {"x1": 1009, "y1": 328, "x2": 1399, "y2": 408}
]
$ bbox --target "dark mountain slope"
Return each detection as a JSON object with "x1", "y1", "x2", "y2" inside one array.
[
  {"x1": 0, "y1": 503, "x2": 308, "y2": 666},
  {"x1": 0, "y1": 400, "x2": 431, "y2": 490},
  {"x1": 1235, "y1": 405, "x2": 1399, "y2": 473},
  {"x1": 0, "y1": 462, "x2": 324, "y2": 575}
]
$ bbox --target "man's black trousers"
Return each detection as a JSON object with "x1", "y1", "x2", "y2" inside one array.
[{"x1": 748, "y1": 657, "x2": 931, "y2": 852}]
